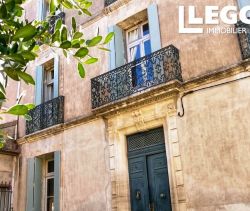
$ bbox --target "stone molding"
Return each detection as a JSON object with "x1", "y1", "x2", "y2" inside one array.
[
  {"x1": 104, "y1": 0, "x2": 132, "y2": 15},
  {"x1": 106, "y1": 96, "x2": 187, "y2": 211},
  {"x1": 17, "y1": 60, "x2": 250, "y2": 144}
]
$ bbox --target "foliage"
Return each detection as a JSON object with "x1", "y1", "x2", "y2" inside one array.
[{"x1": 0, "y1": 0, "x2": 114, "y2": 146}]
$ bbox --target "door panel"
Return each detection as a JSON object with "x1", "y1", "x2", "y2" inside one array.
[
  {"x1": 128, "y1": 156, "x2": 150, "y2": 211},
  {"x1": 127, "y1": 127, "x2": 172, "y2": 211},
  {"x1": 147, "y1": 153, "x2": 172, "y2": 211}
]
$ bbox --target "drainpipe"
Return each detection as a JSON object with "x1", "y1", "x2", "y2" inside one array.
[
  {"x1": 11, "y1": 156, "x2": 17, "y2": 210},
  {"x1": 14, "y1": 82, "x2": 21, "y2": 140}
]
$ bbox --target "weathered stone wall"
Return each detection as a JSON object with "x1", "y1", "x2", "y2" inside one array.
[
  {"x1": 15, "y1": 119, "x2": 110, "y2": 211},
  {"x1": 178, "y1": 75, "x2": 250, "y2": 210},
  {"x1": 0, "y1": 155, "x2": 14, "y2": 185}
]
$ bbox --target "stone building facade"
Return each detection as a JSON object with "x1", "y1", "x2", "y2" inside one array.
[{"x1": 1, "y1": 0, "x2": 250, "y2": 210}]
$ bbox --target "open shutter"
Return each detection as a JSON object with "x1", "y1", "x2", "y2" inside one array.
[
  {"x1": 54, "y1": 151, "x2": 61, "y2": 211},
  {"x1": 26, "y1": 158, "x2": 35, "y2": 211},
  {"x1": 38, "y1": 0, "x2": 43, "y2": 21},
  {"x1": 34, "y1": 158, "x2": 42, "y2": 211},
  {"x1": 238, "y1": 0, "x2": 250, "y2": 17},
  {"x1": 108, "y1": 25, "x2": 125, "y2": 70},
  {"x1": 35, "y1": 66, "x2": 43, "y2": 105},
  {"x1": 53, "y1": 55, "x2": 59, "y2": 98},
  {"x1": 238, "y1": 0, "x2": 250, "y2": 8},
  {"x1": 147, "y1": 3, "x2": 161, "y2": 52}
]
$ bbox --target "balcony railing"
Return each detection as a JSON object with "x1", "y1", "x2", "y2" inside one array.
[
  {"x1": 26, "y1": 96, "x2": 64, "y2": 135},
  {"x1": 236, "y1": 21, "x2": 250, "y2": 60},
  {"x1": 48, "y1": 12, "x2": 65, "y2": 34},
  {"x1": 105, "y1": 0, "x2": 117, "y2": 7},
  {"x1": 91, "y1": 45, "x2": 182, "y2": 109}
]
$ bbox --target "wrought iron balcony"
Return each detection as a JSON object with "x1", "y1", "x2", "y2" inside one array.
[
  {"x1": 48, "y1": 12, "x2": 65, "y2": 34},
  {"x1": 236, "y1": 21, "x2": 250, "y2": 60},
  {"x1": 26, "y1": 96, "x2": 64, "y2": 135},
  {"x1": 105, "y1": 0, "x2": 117, "y2": 7},
  {"x1": 91, "y1": 45, "x2": 182, "y2": 109}
]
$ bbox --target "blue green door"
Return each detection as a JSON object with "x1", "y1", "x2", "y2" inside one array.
[{"x1": 127, "y1": 127, "x2": 172, "y2": 211}]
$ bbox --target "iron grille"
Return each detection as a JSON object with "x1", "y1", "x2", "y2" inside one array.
[
  {"x1": 105, "y1": 0, "x2": 117, "y2": 7},
  {"x1": 127, "y1": 127, "x2": 164, "y2": 152},
  {"x1": 91, "y1": 45, "x2": 182, "y2": 109},
  {"x1": 48, "y1": 12, "x2": 65, "y2": 34},
  {"x1": 0, "y1": 187, "x2": 12, "y2": 211},
  {"x1": 236, "y1": 21, "x2": 250, "y2": 60},
  {"x1": 26, "y1": 96, "x2": 64, "y2": 135}
]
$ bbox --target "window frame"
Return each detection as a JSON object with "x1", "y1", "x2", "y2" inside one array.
[
  {"x1": 42, "y1": 59, "x2": 55, "y2": 103},
  {"x1": 126, "y1": 21, "x2": 151, "y2": 62},
  {"x1": 45, "y1": 159, "x2": 55, "y2": 211}
]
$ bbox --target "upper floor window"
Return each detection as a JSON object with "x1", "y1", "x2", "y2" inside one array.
[
  {"x1": 35, "y1": 55, "x2": 59, "y2": 106},
  {"x1": 126, "y1": 22, "x2": 153, "y2": 87},
  {"x1": 126, "y1": 22, "x2": 151, "y2": 62},
  {"x1": 43, "y1": 59, "x2": 54, "y2": 102},
  {"x1": 39, "y1": 0, "x2": 62, "y2": 21}
]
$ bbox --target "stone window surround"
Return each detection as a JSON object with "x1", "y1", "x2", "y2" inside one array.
[{"x1": 107, "y1": 98, "x2": 187, "y2": 211}]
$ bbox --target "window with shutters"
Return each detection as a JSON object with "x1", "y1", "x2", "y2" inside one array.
[
  {"x1": 26, "y1": 152, "x2": 60, "y2": 211},
  {"x1": 43, "y1": 59, "x2": 55, "y2": 103},
  {"x1": 45, "y1": 159, "x2": 55, "y2": 211}
]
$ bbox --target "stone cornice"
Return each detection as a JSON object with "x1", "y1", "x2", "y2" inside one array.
[
  {"x1": 104, "y1": 0, "x2": 132, "y2": 15},
  {"x1": 183, "y1": 59, "x2": 250, "y2": 91},
  {"x1": 17, "y1": 59, "x2": 250, "y2": 144}
]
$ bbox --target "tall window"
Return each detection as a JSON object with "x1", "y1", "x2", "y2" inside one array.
[
  {"x1": 43, "y1": 59, "x2": 54, "y2": 102},
  {"x1": 126, "y1": 22, "x2": 151, "y2": 62},
  {"x1": 45, "y1": 159, "x2": 54, "y2": 211},
  {"x1": 126, "y1": 22, "x2": 153, "y2": 87}
]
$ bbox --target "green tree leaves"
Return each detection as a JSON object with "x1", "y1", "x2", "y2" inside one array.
[
  {"x1": 84, "y1": 57, "x2": 98, "y2": 64},
  {"x1": 78, "y1": 63, "x2": 85, "y2": 78},
  {"x1": 104, "y1": 32, "x2": 115, "y2": 44},
  {"x1": 5, "y1": 104, "x2": 29, "y2": 115},
  {"x1": 0, "y1": 4, "x2": 7, "y2": 19},
  {"x1": 75, "y1": 47, "x2": 89, "y2": 58},
  {"x1": 13, "y1": 24, "x2": 37, "y2": 41},
  {"x1": 17, "y1": 71, "x2": 35, "y2": 85},
  {"x1": 87, "y1": 36, "x2": 102, "y2": 47}
]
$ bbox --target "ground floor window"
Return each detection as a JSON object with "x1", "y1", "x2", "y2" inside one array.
[{"x1": 45, "y1": 159, "x2": 54, "y2": 211}]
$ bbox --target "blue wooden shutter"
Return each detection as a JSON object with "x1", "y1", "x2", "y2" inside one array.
[
  {"x1": 38, "y1": 0, "x2": 43, "y2": 21},
  {"x1": 53, "y1": 55, "x2": 59, "y2": 98},
  {"x1": 147, "y1": 3, "x2": 162, "y2": 52},
  {"x1": 35, "y1": 66, "x2": 43, "y2": 105},
  {"x1": 108, "y1": 25, "x2": 125, "y2": 70},
  {"x1": 238, "y1": 0, "x2": 250, "y2": 8},
  {"x1": 34, "y1": 158, "x2": 42, "y2": 211},
  {"x1": 26, "y1": 158, "x2": 35, "y2": 211},
  {"x1": 54, "y1": 151, "x2": 61, "y2": 211}
]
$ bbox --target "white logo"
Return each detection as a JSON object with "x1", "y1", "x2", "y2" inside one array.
[{"x1": 179, "y1": 6, "x2": 250, "y2": 34}]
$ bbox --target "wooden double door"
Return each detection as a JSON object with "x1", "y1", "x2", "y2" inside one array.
[{"x1": 127, "y1": 127, "x2": 172, "y2": 211}]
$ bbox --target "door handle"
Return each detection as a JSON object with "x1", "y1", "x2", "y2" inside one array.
[
  {"x1": 135, "y1": 191, "x2": 141, "y2": 200},
  {"x1": 160, "y1": 193, "x2": 166, "y2": 199}
]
